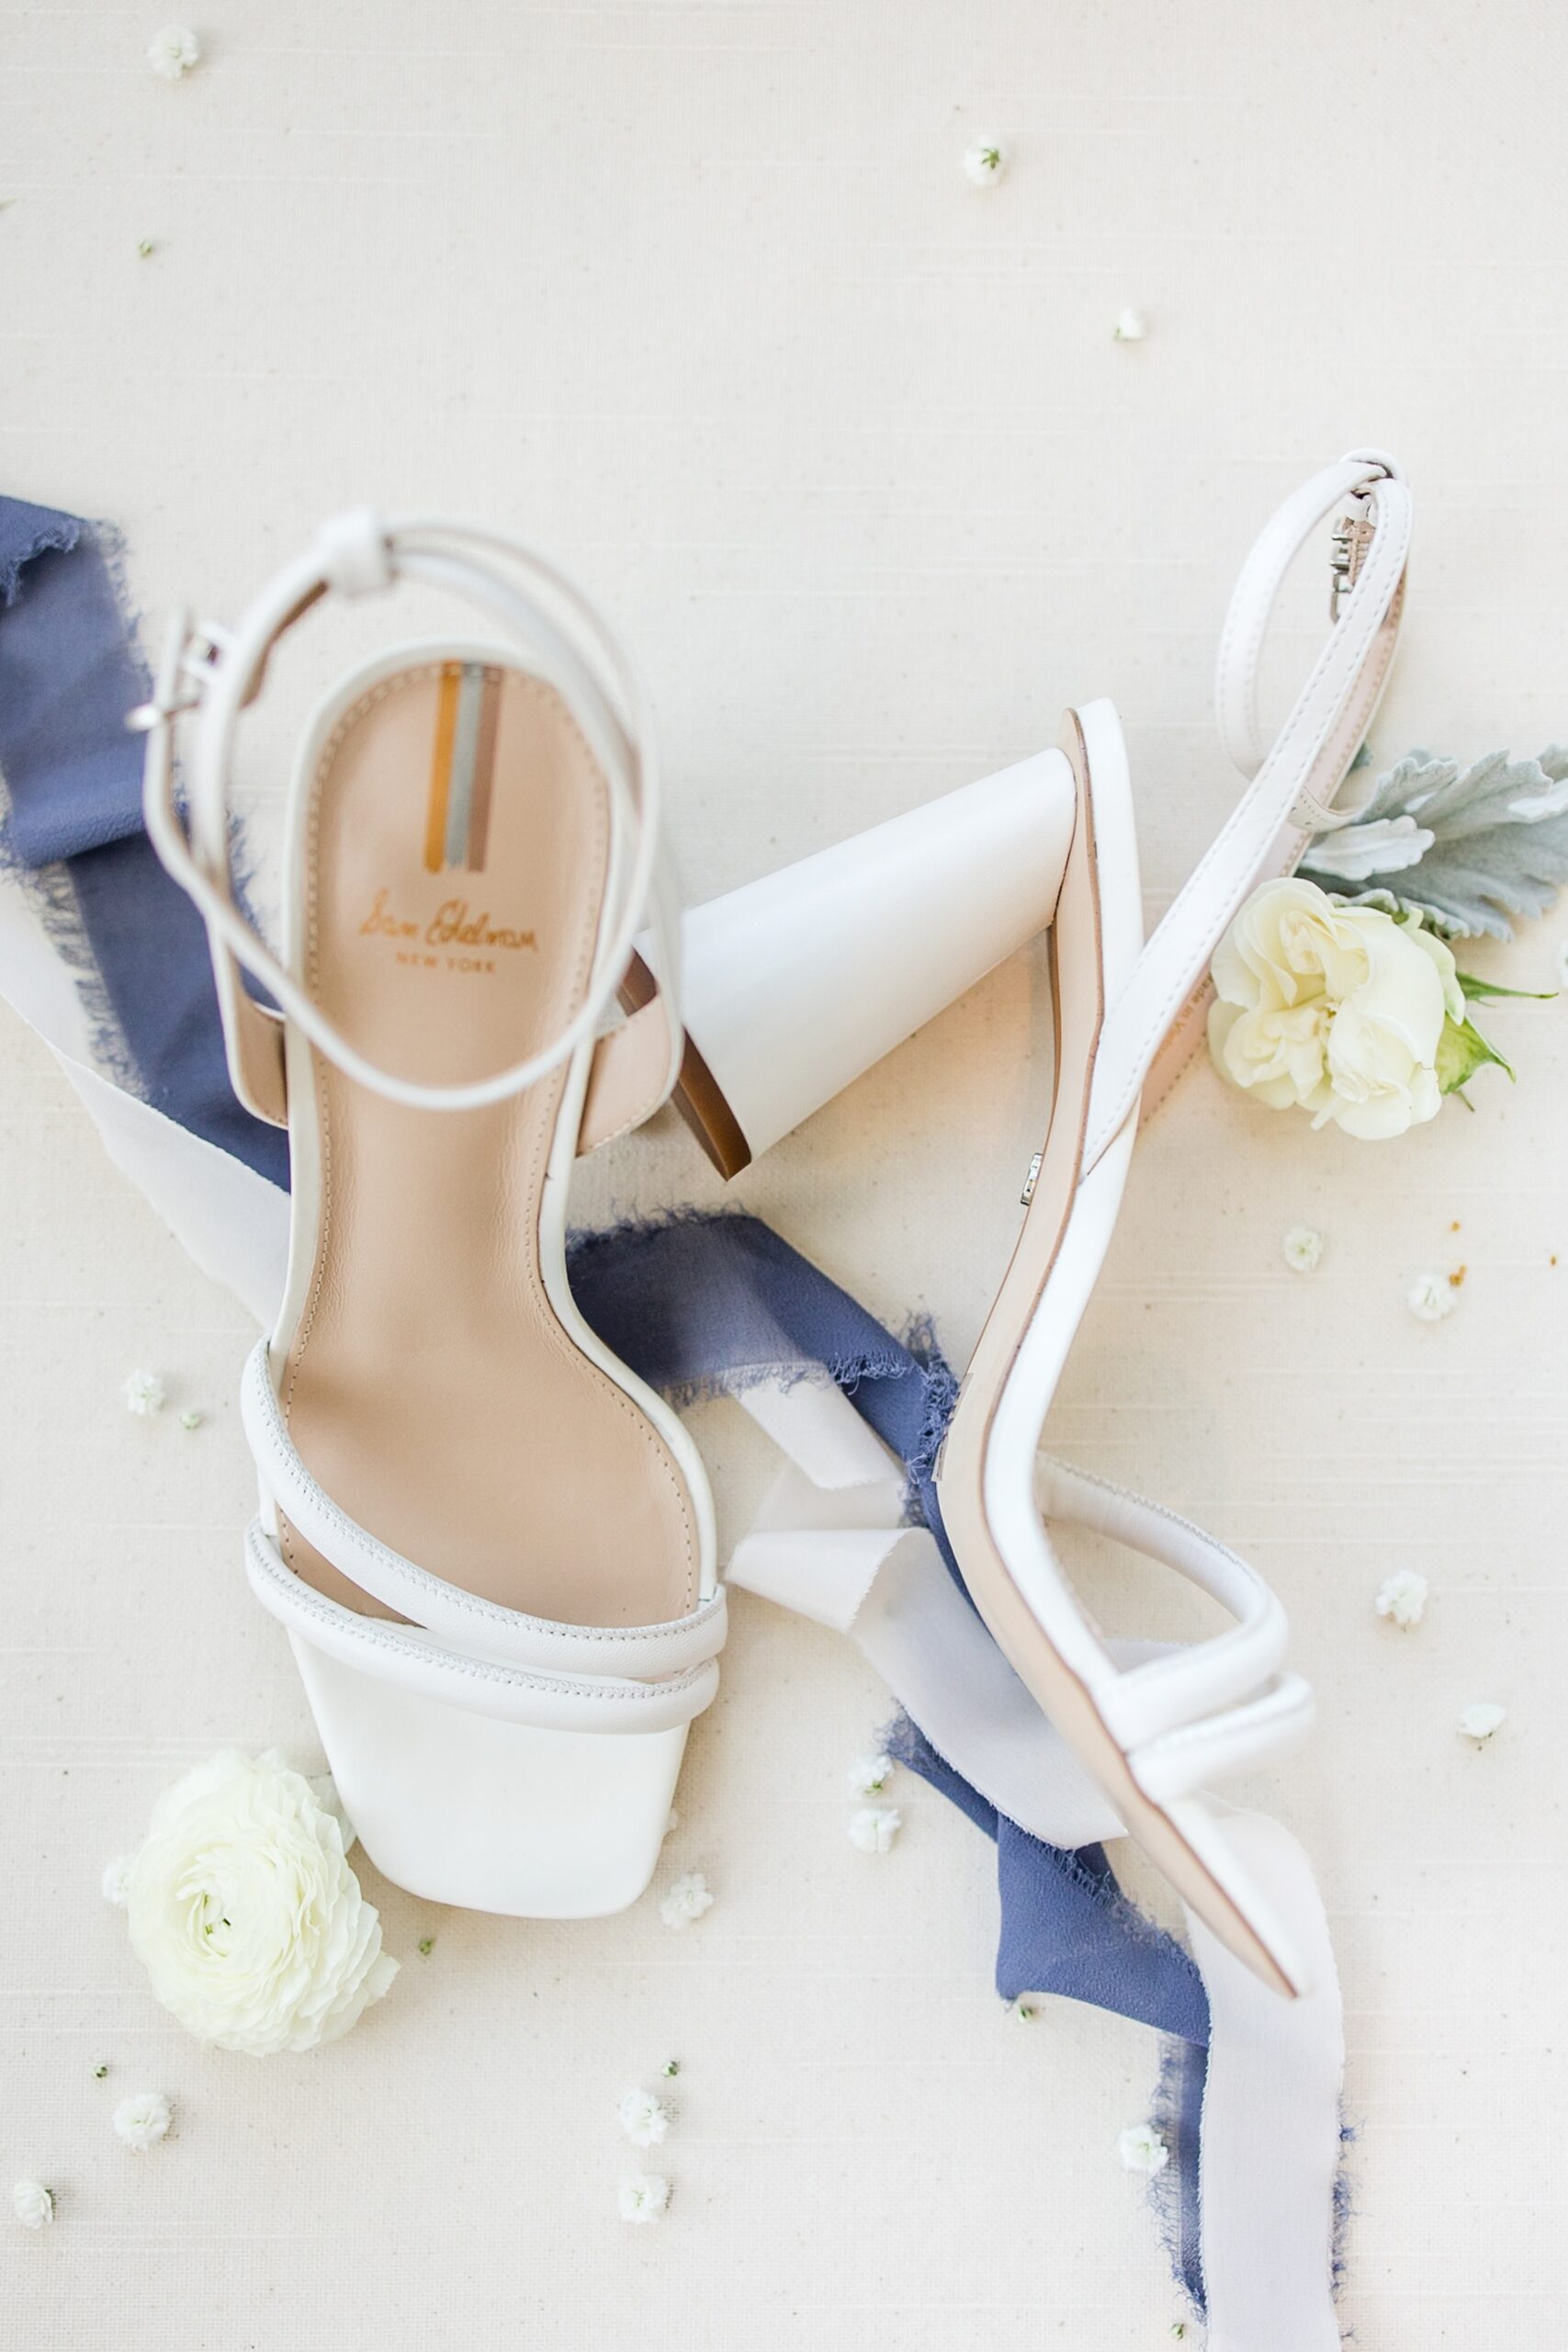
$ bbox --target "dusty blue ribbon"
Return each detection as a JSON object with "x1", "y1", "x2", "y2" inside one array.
[
  {"x1": 570, "y1": 1210, "x2": 1212, "y2": 2052},
  {"x1": 0, "y1": 495, "x2": 1210, "y2": 2311},
  {"x1": 0, "y1": 497, "x2": 288, "y2": 1185},
  {"x1": 570, "y1": 1208, "x2": 1210, "y2": 2304}
]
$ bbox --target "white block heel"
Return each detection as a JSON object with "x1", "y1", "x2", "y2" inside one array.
[
  {"x1": 626, "y1": 750, "x2": 1077, "y2": 1176},
  {"x1": 140, "y1": 513, "x2": 726, "y2": 1916},
  {"x1": 936, "y1": 454, "x2": 1413, "y2": 1996}
]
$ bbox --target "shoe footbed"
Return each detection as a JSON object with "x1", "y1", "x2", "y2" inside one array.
[{"x1": 274, "y1": 659, "x2": 699, "y2": 1630}]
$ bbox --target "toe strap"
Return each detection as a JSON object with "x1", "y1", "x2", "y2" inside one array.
[
  {"x1": 1128, "y1": 1673, "x2": 1316, "y2": 1804},
  {"x1": 1038, "y1": 1455, "x2": 1311, "y2": 1788},
  {"x1": 245, "y1": 1522, "x2": 721, "y2": 1735},
  {"x1": 239, "y1": 1337, "x2": 725, "y2": 1732},
  {"x1": 241, "y1": 1338, "x2": 726, "y2": 1684}
]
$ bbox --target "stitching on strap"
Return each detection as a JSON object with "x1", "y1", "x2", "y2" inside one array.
[{"x1": 246, "y1": 1525, "x2": 715, "y2": 1709}]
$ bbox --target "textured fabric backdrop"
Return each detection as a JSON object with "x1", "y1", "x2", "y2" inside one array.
[{"x1": 3, "y1": 4, "x2": 1564, "y2": 2344}]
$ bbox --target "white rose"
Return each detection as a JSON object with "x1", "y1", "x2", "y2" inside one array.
[
  {"x1": 1208, "y1": 877, "x2": 1463, "y2": 1141},
  {"x1": 125, "y1": 1751, "x2": 398, "y2": 2055}
]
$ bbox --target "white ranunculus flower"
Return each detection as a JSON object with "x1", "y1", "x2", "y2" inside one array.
[
  {"x1": 1208, "y1": 878, "x2": 1464, "y2": 1141},
  {"x1": 125, "y1": 1750, "x2": 397, "y2": 2055}
]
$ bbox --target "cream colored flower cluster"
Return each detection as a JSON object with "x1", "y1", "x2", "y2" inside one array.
[{"x1": 1209, "y1": 878, "x2": 1464, "y2": 1140}]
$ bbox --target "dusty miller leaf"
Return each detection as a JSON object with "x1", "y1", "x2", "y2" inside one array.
[
  {"x1": 1302, "y1": 812, "x2": 1431, "y2": 882},
  {"x1": 1301, "y1": 745, "x2": 1568, "y2": 938}
]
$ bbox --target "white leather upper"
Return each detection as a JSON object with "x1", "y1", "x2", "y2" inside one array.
[
  {"x1": 966, "y1": 457, "x2": 1408, "y2": 1871},
  {"x1": 134, "y1": 522, "x2": 729, "y2": 1759},
  {"x1": 1064, "y1": 453, "x2": 1410, "y2": 1801},
  {"x1": 241, "y1": 1338, "x2": 726, "y2": 1734},
  {"x1": 1036, "y1": 1459, "x2": 1314, "y2": 1803},
  {"x1": 245, "y1": 1524, "x2": 719, "y2": 1735}
]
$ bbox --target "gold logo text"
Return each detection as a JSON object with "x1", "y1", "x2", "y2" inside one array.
[{"x1": 358, "y1": 888, "x2": 536, "y2": 953}]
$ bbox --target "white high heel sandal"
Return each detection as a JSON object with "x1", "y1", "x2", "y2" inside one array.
[
  {"x1": 135, "y1": 510, "x2": 1075, "y2": 1915},
  {"x1": 935, "y1": 451, "x2": 1412, "y2": 1997}
]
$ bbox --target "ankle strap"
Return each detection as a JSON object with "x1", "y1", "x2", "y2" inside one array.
[
  {"x1": 1214, "y1": 447, "x2": 1404, "y2": 796},
  {"x1": 1086, "y1": 449, "x2": 1411, "y2": 1169},
  {"x1": 135, "y1": 510, "x2": 683, "y2": 1119}
]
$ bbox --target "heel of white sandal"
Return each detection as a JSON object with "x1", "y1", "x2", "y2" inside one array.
[
  {"x1": 628, "y1": 748, "x2": 1077, "y2": 1175},
  {"x1": 292, "y1": 1636, "x2": 687, "y2": 1917}
]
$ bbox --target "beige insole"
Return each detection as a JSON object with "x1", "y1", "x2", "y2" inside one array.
[{"x1": 275, "y1": 658, "x2": 698, "y2": 1629}]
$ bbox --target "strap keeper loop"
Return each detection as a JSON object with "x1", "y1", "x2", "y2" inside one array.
[{"x1": 317, "y1": 507, "x2": 394, "y2": 597}]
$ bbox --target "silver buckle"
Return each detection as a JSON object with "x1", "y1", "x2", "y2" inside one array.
[
  {"x1": 125, "y1": 616, "x2": 230, "y2": 732},
  {"x1": 1328, "y1": 500, "x2": 1374, "y2": 623},
  {"x1": 1021, "y1": 1149, "x2": 1043, "y2": 1208}
]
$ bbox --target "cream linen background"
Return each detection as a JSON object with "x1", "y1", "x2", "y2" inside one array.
[{"x1": 3, "y1": 4, "x2": 1564, "y2": 2346}]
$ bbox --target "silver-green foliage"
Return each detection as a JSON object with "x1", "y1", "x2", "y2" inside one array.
[{"x1": 1301, "y1": 746, "x2": 1568, "y2": 940}]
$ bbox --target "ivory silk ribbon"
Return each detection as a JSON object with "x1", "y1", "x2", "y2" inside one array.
[{"x1": 0, "y1": 496, "x2": 1346, "y2": 2349}]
